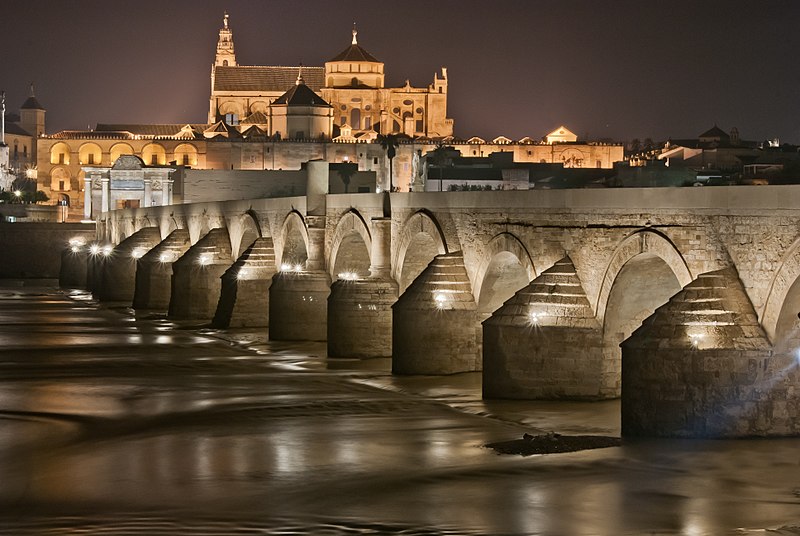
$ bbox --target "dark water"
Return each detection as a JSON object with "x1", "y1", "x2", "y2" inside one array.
[{"x1": 0, "y1": 289, "x2": 799, "y2": 535}]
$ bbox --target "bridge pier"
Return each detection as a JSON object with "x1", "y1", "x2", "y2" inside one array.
[
  {"x1": 328, "y1": 278, "x2": 398, "y2": 357},
  {"x1": 621, "y1": 267, "x2": 797, "y2": 438},
  {"x1": 87, "y1": 242, "x2": 112, "y2": 298},
  {"x1": 392, "y1": 251, "x2": 479, "y2": 374},
  {"x1": 59, "y1": 244, "x2": 89, "y2": 289},
  {"x1": 328, "y1": 217, "x2": 397, "y2": 358},
  {"x1": 213, "y1": 237, "x2": 276, "y2": 328},
  {"x1": 133, "y1": 229, "x2": 191, "y2": 311},
  {"x1": 97, "y1": 228, "x2": 163, "y2": 303},
  {"x1": 483, "y1": 257, "x2": 605, "y2": 399},
  {"x1": 269, "y1": 215, "x2": 330, "y2": 341},
  {"x1": 168, "y1": 228, "x2": 233, "y2": 321}
]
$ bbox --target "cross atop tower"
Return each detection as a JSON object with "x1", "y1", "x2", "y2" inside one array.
[{"x1": 352, "y1": 23, "x2": 358, "y2": 45}]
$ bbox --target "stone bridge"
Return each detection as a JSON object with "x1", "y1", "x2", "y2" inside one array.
[{"x1": 67, "y1": 164, "x2": 800, "y2": 438}]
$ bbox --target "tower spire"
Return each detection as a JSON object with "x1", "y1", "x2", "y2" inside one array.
[
  {"x1": 214, "y1": 11, "x2": 237, "y2": 67},
  {"x1": 352, "y1": 23, "x2": 358, "y2": 45},
  {"x1": 296, "y1": 63, "x2": 304, "y2": 85}
]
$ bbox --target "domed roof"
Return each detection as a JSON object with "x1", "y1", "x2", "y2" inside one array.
[
  {"x1": 21, "y1": 84, "x2": 44, "y2": 110},
  {"x1": 272, "y1": 75, "x2": 331, "y2": 107},
  {"x1": 328, "y1": 28, "x2": 379, "y2": 63}
]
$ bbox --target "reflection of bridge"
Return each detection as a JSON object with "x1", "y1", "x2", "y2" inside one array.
[{"x1": 69, "y1": 163, "x2": 800, "y2": 438}]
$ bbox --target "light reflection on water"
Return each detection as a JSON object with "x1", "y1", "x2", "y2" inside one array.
[{"x1": 0, "y1": 289, "x2": 798, "y2": 535}]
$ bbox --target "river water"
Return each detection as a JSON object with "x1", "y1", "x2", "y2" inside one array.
[{"x1": 0, "y1": 288, "x2": 798, "y2": 535}]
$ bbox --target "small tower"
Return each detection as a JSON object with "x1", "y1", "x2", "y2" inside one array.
[
  {"x1": 19, "y1": 83, "x2": 45, "y2": 162},
  {"x1": 214, "y1": 11, "x2": 237, "y2": 67}
]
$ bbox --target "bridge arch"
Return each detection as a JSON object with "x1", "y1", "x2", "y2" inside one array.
[
  {"x1": 188, "y1": 216, "x2": 211, "y2": 245},
  {"x1": 474, "y1": 232, "x2": 536, "y2": 314},
  {"x1": 278, "y1": 210, "x2": 309, "y2": 269},
  {"x1": 227, "y1": 210, "x2": 263, "y2": 259},
  {"x1": 159, "y1": 215, "x2": 181, "y2": 240},
  {"x1": 394, "y1": 209, "x2": 448, "y2": 292},
  {"x1": 596, "y1": 229, "x2": 692, "y2": 323},
  {"x1": 762, "y1": 236, "x2": 800, "y2": 348},
  {"x1": 597, "y1": 229, "x2": 692, "y2": 395},
  {"x1": 329, "y1": 209, "x2": 372, "y2": 280}
]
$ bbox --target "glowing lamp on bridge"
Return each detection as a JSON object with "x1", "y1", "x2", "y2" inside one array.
[
  {"x1": 338, "y1": 271, "x2": 358, "y2": 281},
  {"x1": 89, "y1": 244, "x2": 100, "y2": 255},
  {"x1": 198, "y1": 253, "x2": 212, "y2": 266},
  {"x1": 433, "y1": 292, "x2": 448, "y2": 309},
  {"x1": 158, "y1": 253, "x2": 171, "y2": 263},
  {"x1": 689, "y1": 333, "x2": 704, "y2": 348},
  {"x1": 101, "y1": 245, "x2": 113, "y2": 257},
  {"x1": 131, "y1": 248, "x2": 145, "y2": 259},
  {"x1": 237, "y1": 268, "x2": 248, "y2": 280},
  {"x1": 528, "y1": 311, "x2": 545, "y2": 326},
  {"x1": 68, "y1": 237, "x2": 86, "y2": 248}
]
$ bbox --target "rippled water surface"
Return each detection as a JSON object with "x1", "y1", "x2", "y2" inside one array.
[{"x1": 1, "y1": 288, "x2": 799, "y2": 535}]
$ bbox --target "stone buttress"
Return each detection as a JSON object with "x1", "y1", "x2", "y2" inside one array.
[
  {"x1": 168, "y1": 228, "x2": 233, "y2": 321},
  {"x1": 483, "y1": 256, "x2": 604, "y2": 399},
  {"x1": 621, "y1": 267, "x2": 799, "y2": 438},
  {"x1": 392, "y1": 251, "x2": 479, "y2": 374},
  {"x1": 98, "y1": 228, "x2": 163, "y2": 303},
  {"x1": 133, "y1": 229, "x2": 191, "y2": 311},
  {"x1": 212, "y1": 236, "x2": 276, "y2": 328}
]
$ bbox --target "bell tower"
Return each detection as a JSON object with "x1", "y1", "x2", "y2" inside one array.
[{"x1": 214, "y1": 12, "x2": 237, "y2": 67}]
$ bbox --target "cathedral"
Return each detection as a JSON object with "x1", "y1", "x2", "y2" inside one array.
[
  {"x1": 207, "y1": 13, "x2": 453, "y2": 140},
  {"x1": 29, "y1": 12, "x2": 623, "y2": 217}
]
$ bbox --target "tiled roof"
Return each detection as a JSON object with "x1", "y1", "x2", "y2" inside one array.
[
  {"x1": 213, "y1": 66, "x2": 324, "y2": 92},
  {"x1": 4, "y1": 123, "x2": 32, "y2": 136},
  {"x1": 329, "y1": 44, "x2": 380, "y2": 63},
  {"x1": 699, "y1": 125, "x2": 729, "y2": 139},
  {"x1": 95, "y1": 124, "x2": 209, "y2": 137},
  {"x1": 241, "y1": 111, "x2": 268, "y2": 124}
]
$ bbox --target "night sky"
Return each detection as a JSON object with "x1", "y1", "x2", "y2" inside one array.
[{"x1": 2, "y1": 0, "x2": 798, "y2": 144}]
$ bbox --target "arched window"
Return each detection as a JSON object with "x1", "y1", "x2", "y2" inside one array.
[
  {"x1": 141, "y1": 143, "x2": 166, "y2": 166},
  {"x1": 173, "y1": 143, "x2": 198, "y2": 167},
  {"x1": 350, "y1": 109, "x2": 361, "y2": 130},
  {"x1": 110, "y1": 143, "x2": 135, "y2": 164},
  {"x1": 50, "y1": 142, "x2": 71, "y2": 165},
  {"x1": 78, "y1": 143, "x2": 102, "y2": 166},
  {"x1": 50, "y1": 167, "x2": 71, "y2": 192}
]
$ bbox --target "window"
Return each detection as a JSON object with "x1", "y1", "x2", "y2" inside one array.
[
  {"x1": 88, "y1": 154, "x2": 95, "y2": 165},
  {"x1": 59, "y1": 180, "x2": 65, "y2": 191},
  {"x1": 14, "y1": 145, "x2": 18, "y2": 158},
  {"x1": 416, "y1": 120, "x2": 423, "y2": 132},
  {"x1": 23, "y1": 146, "x2": 27, "y2": 157},
  {"x1": 341, "y1": 116, "x2": 346, "y2": 125},
  {"x1": 365, "y1": 117, "x2": 371, "y2": 129},
  {"x1": 596, "y1": 160, "x2": 602, "y2": 168},
  {"x1": 373, "y1": 157, "x2": 378, "y2": 165},
  {"x1": 151, "y1": 155, "x2": 158, "y2": 165},
  {"x1": 184, "y1": 154, "x2": 191, "y2": 165},
  {"x1": 58, "y1": 153, "x2": 65, "y2": 164},
  {"x1": 527, "y1": 150, "x2": 531, "y2": 156}
]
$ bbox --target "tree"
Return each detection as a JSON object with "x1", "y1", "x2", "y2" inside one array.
[
  {"x1": 377, "y1": 133, "x2": 399, "y2": 191},
  {"x1": 338, "y1": 162, "x2": 357, "y2": 193},
  {"x1": 427, "y1": 144, "x2": 453, "y2": 192}
]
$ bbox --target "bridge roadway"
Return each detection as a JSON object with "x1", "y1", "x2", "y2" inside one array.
[{"x1": 68, "y1": 164, "x2": 800, "y2": 437}]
